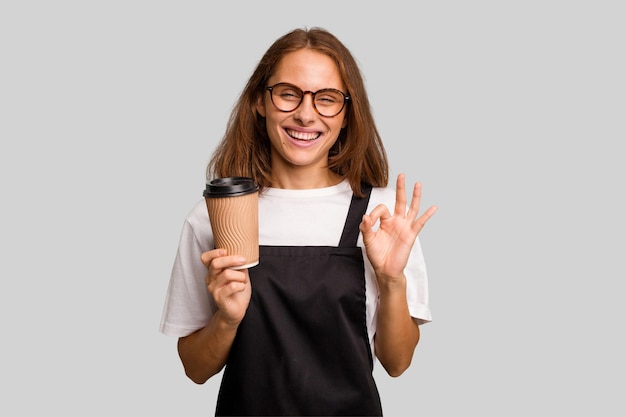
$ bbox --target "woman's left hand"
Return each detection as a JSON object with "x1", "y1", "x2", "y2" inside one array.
[{"x1": 360, "y1": 173, "x2": 437, "y2": 281}]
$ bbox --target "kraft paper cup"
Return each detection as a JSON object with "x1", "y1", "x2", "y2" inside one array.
[{"x1": 204, "y1": 177, "x2": 259, "y2": 269}]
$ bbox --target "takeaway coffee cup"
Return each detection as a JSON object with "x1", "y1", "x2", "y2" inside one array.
[{"x1": 203, "y1": 177, "x2": 259, "y2": 269}]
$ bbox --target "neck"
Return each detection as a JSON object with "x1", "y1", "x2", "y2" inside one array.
[{"x1": 271, "y1": 168, "x2": 343, "y2": 190}]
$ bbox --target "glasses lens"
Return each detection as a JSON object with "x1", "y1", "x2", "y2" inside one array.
[
  {"x1": 270, "y1": 84, "x2": 347, "y2": 117},
  {"x1": 271, "y1": 84, "x2": 302, "y2": 112},
  {"x1": 314, "y1": 89, "x2": 345, "y2": 117}
]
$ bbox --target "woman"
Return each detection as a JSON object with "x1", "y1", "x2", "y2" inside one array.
[{"x1": 160, "y1": 27, "x2": 437, "y2": 416}]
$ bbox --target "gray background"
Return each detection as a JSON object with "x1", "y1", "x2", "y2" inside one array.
[{"x1": 1, "y1": 1, "x2": 624, "y2": 416}]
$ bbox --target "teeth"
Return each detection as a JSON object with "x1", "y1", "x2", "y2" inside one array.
[{"x1": 287, "y1": 129, "x2": 320, "y2": 141}]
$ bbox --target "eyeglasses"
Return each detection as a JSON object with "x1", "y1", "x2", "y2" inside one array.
[{"x1": 266, "y1": 82, "x2": 350, "y2": 118}]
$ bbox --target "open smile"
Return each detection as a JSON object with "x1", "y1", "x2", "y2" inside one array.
[{"x1": 286, "y1": 128, "x2": 321, "y2": 141}]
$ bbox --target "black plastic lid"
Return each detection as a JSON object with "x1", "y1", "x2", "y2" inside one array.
[{"x1": 203, "y1": 177, "x2": 258, "y2": 198}]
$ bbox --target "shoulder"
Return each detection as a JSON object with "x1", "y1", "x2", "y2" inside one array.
[
  {"x1": 180, "y1": 199, "x2": 213, "y2": 250},
  {"x1": 185, "y1": 199, "x2": 210, "y2": 227}
]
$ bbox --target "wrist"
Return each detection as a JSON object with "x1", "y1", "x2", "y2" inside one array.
[
  {"x1": 213, "y1": 309, "x2": 242, "y2": 332},
  {"x1": 376, "y1": 273, "x2": 407, "y2": 296}
]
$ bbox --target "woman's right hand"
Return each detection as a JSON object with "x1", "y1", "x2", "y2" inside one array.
[{"x1": 201, "y1": 249, "x2": 252, "y2": 326}]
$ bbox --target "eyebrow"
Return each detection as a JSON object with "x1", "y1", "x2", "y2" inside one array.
[{"x1": 271, "y1": 82, "x2": 348, "y2": 94}]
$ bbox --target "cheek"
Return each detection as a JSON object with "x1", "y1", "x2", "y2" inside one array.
[
  {"x1": 264, "y1": 117, "x2": 285, "y2": 143},
  {"x1": 338, "y1": 110, "x2": 348, "y2": 128},
  {"x1": 265, "y1": 113, "x2": 282, "y2": 133}
]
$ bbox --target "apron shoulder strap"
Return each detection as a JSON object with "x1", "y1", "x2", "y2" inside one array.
[{"x1": 339, "y1": 183, "x2": 373, "y2": 247}]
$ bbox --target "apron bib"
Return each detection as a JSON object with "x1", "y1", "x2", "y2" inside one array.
[{"x1": 216, "y1": 185, "x2": 382, "y2": 416}]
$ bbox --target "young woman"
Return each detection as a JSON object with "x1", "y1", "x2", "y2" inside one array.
[{"x1": 160, "y1": 27, "x2": 437, "y2": 416}]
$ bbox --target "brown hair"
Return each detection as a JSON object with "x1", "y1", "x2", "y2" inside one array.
[{"x1": 207, "y1": 27, "x2": 388, "y2": 197}]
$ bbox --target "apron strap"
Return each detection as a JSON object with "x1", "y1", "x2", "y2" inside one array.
[{"x1": 339, "y1": 183, "x2": 373, "y2": 247}]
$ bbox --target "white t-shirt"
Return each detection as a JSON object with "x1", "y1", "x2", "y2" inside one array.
[{"x1": 160, "y1": 179, "x2": 431, "y2": 358}]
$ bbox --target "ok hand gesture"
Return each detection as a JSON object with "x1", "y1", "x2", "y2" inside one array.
[{"x1": 360, "y1": 174, "x2": 437, "y2": 281}]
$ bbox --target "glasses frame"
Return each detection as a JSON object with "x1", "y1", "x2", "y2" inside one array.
[{"x1": 265, "y1": 82, "x2": 350, "y2": 118}]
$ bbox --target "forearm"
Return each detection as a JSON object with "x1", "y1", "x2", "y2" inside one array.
[
  {"x1": 374, "y1": 274, "x2": 420, "y2": 377},
  {"x1": 177, "y1": 310, "x2": 239, "y2": 384}
]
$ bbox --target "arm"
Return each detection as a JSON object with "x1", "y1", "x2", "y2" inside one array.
[
  {"x1": 360, "y1": 174, "x2": 436, "y2": 376},
  {"x1": 374, "y1": 273, "x2": 420, "y2": 376},
  {"x1": 178, "y1": 310, "x2": 239, "y2": 383},
  {"x1": 177, "y1": 249, "x2": 251, "y2": 384}
]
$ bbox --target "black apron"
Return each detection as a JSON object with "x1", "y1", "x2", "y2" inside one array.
[{"x1": 215, "y1": 185, "x2": 382, "y2": 416}]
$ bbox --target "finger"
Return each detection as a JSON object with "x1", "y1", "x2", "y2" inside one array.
[
  {"x1": 212, "y1": 279, "x2": 247, "y2": 303},
  {"x1": 406, "y1": 182, "x2": 423, "y2": 220},
  {"x1": 366, "y1": 203, "x2": 391, "y2": 226},
  {"x1": 200, "y1": 248, "x2": 227, "y2": 268},
  {"x1": 212, "y1": 255, "x2": 248, "y2": 271},
  {"x1": 412, "y1": 205, "x2": 438, "y2": 233},
  {"x1": 394, "y1": 173, "x2": 408, "y2": 217},
  {"x1": 207, "y1": 267, "x2": 248, "y2": 292},
  {"x1": 359, "y1": 213, "x2": 378, "y2": 238},
  {"x1": 359, "y1": 214, "x2": 371, "y2": 232},
  {"x1": 226, "y1": 280, "x2": 248, "y2": 294}
]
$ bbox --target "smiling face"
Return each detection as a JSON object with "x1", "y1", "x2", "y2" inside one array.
[{"x1": 257, "y1": 49, "x2": 348, "y2": 188}]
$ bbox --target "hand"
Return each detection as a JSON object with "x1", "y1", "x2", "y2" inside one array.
[
  {"x1": 360, "y1": 174, "x2": 437, "y2": 281},
  {"x1": 201, "y1": 249, "x2": 252, "y2": 326}
]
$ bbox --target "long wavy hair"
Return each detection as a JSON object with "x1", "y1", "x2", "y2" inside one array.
[{"x1": 207, "y1": 27, "x2": 388, "y2": 197}]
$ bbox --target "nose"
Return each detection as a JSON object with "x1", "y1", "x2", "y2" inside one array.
[{"x1": 293, "y1": 93, "x2": 316, "y2": 124}]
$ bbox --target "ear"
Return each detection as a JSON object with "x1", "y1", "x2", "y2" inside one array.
[
  {"x1": 256, "y1": 93, "x2": 267, "y2": 117},
  {"x1": 341, "y1": 114, "x2": 348, "y2": 128}
]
